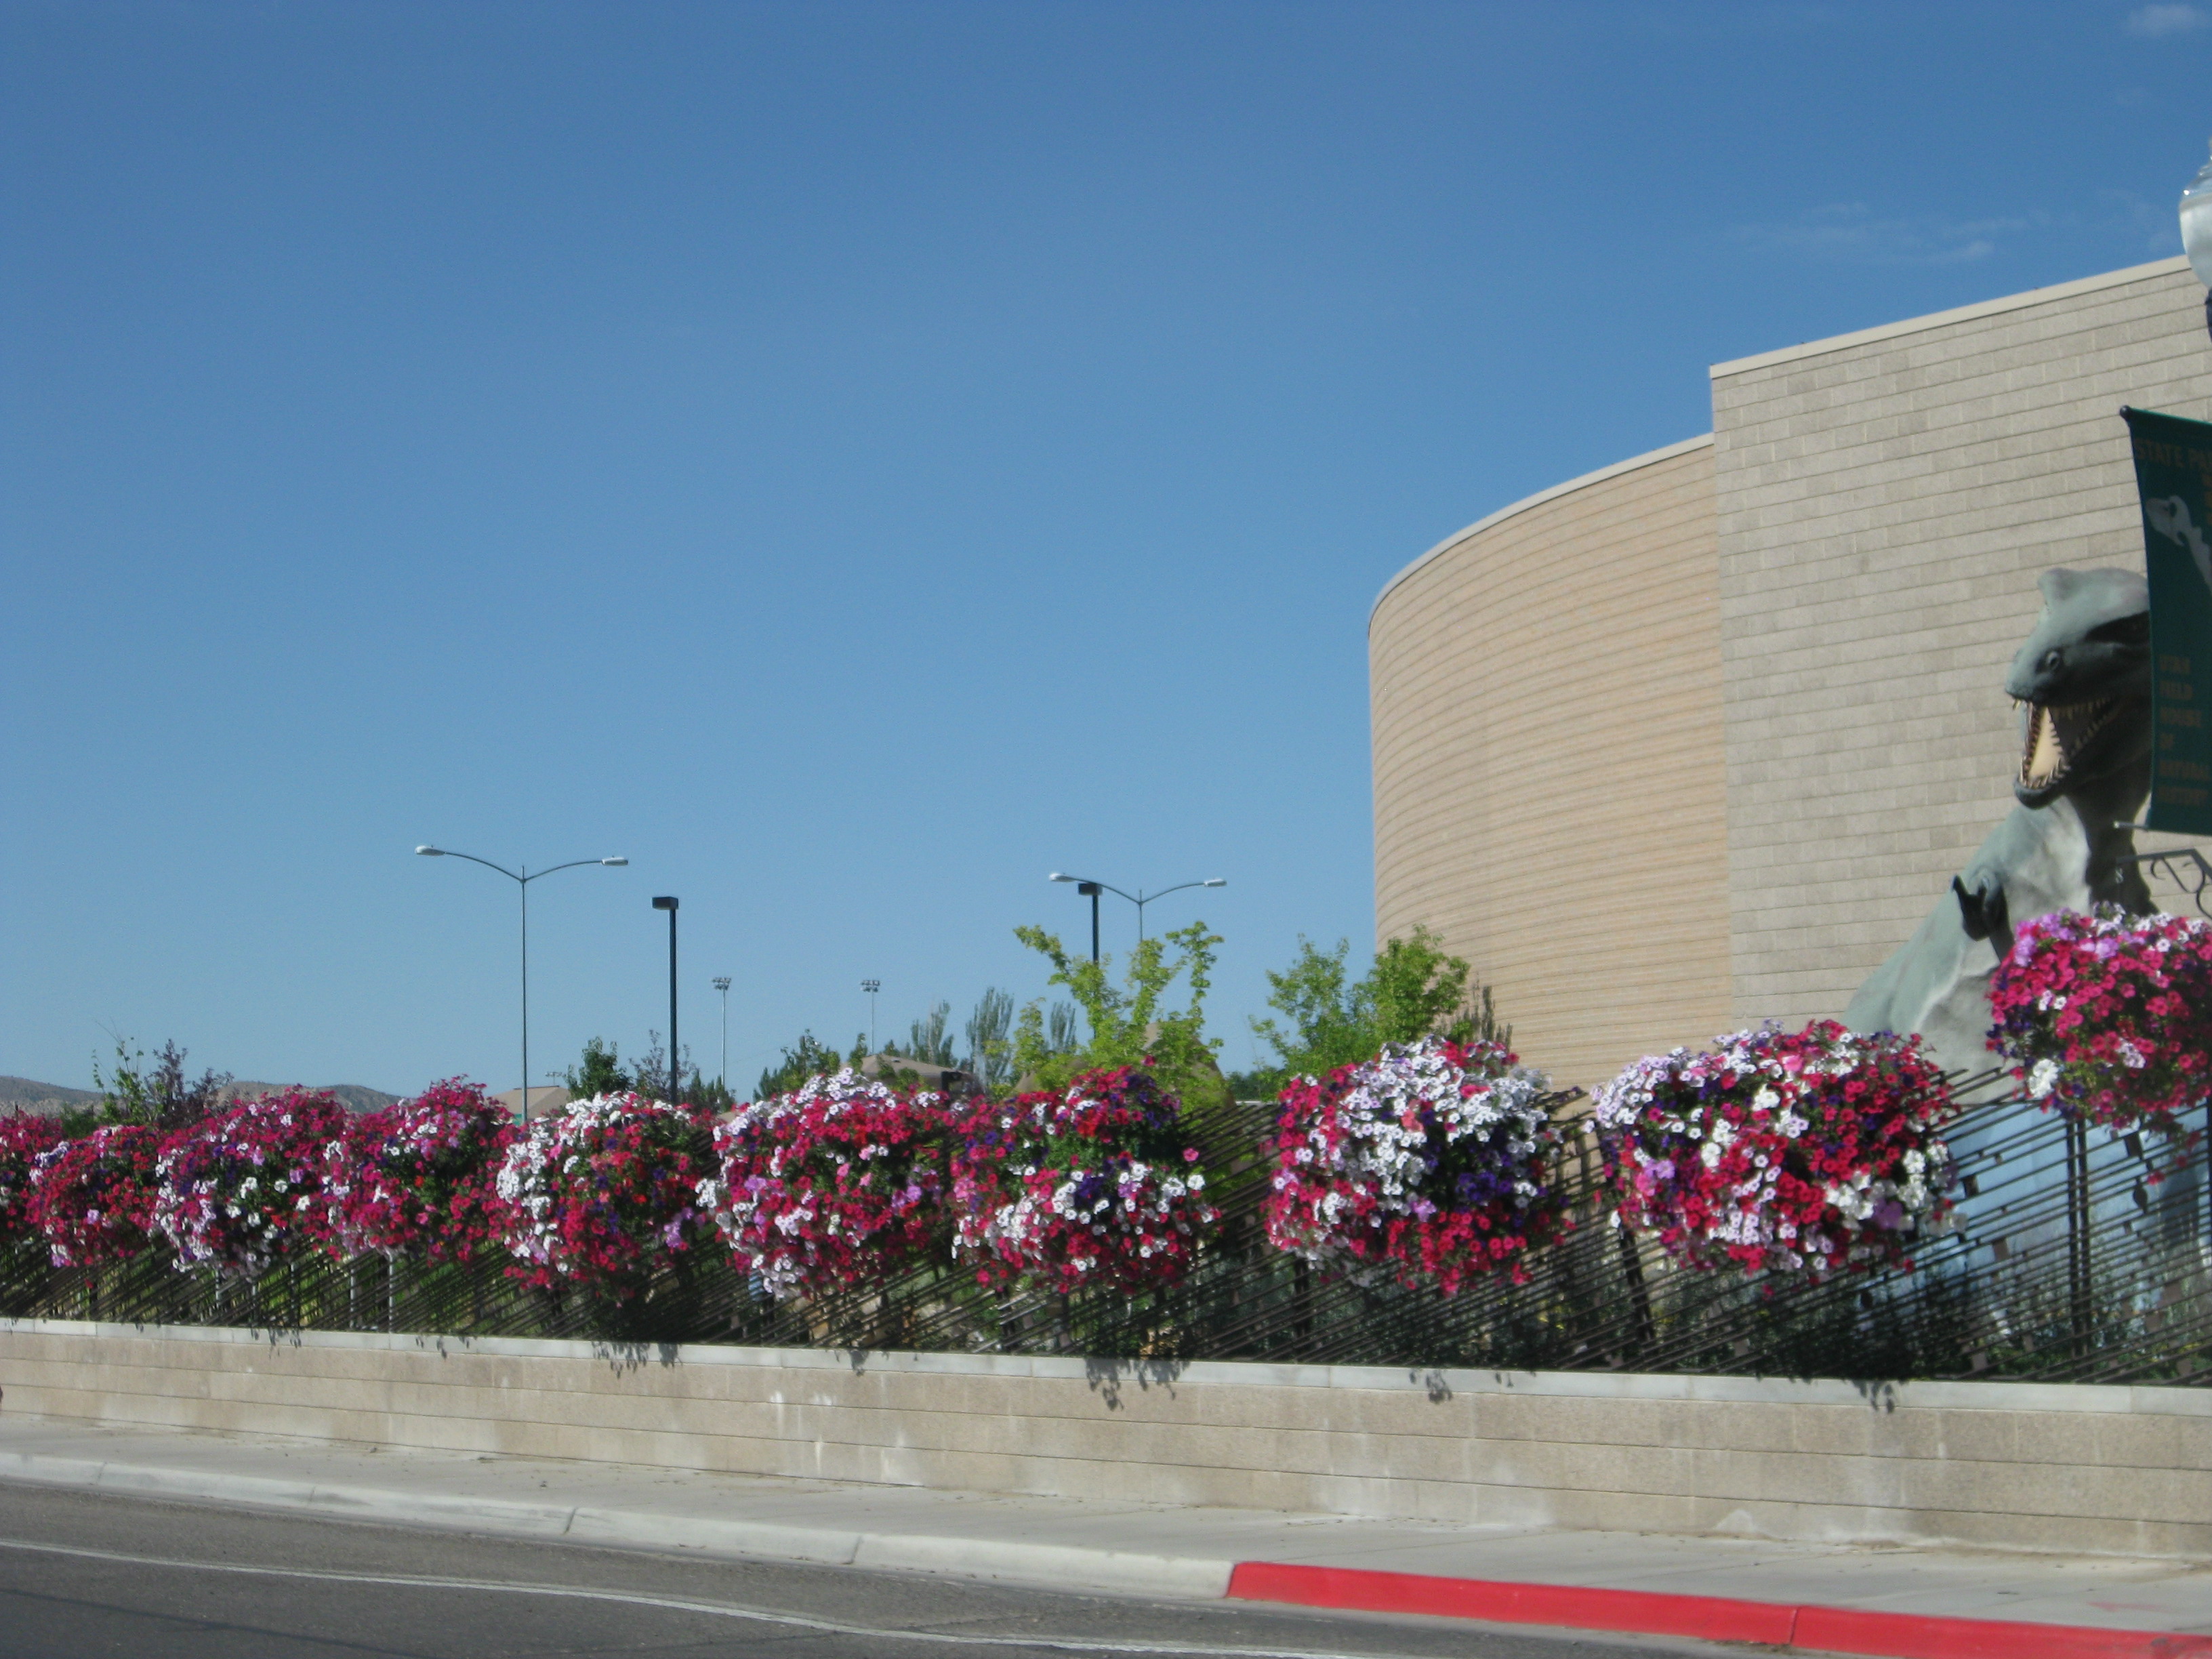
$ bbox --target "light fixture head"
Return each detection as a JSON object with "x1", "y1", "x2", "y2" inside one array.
[
  {"x1": 1203, "y1": 878, "x2": 1227, "y2": 887},
  {"x1": 415, "y1": 846, "x2": 443, "y2": 856},
  {"x1": 602, "y1": 856, "x2": 628, "y2": 865},
  {"x1": 652, "y1": 895, "x2": 678, "y2": 911},
  {"x1": 2184, "y1": 137, "x2": 2212, "y2": 287},
  {"x1": 711, "y1": 976, "x2": 731, "y2": 991},
  {"x1": 1048, "y1": 872, "x2": 1075, "y2": 882}
]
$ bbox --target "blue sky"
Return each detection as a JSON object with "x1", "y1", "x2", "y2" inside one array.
[{"x1": 6, "y1": 1, "x2": 2211, "y2": 1097}]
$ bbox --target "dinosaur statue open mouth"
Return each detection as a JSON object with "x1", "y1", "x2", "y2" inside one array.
[{"x1": 2019, "y1": 697, "x2": 2123, "y2": 792}]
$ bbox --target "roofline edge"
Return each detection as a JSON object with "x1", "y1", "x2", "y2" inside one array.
[{"x1": 1368, "y1": 433, "x2": 1717, "y2": 632}]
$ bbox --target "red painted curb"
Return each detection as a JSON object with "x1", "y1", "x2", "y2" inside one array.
[{"x1": 1225, "y1": 1561, "x2": 2212, "y2": 1659}]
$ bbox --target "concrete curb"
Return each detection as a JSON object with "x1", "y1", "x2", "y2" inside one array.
[
  {"x1": 0, "y1": 1452, "x2": 1234, "y2": 1600},
  {"x1": 1227, "y1": 1562, "x2": 2212, "y2": 1659}
]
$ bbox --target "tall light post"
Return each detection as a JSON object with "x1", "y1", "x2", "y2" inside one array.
[
  {"x1": 415, "y1": 847, "x2": 628, "y2": 1122},
  {"x1": 652, "y1": 897, "x2": 679, "y2": 1101},
  {"x1": 1048, "y1": 873, "x2": 1227, "y2": 961},
  {"x1": 712, "y1": 976, "x2": 732, "y2": 1091},
  {"x1": 861, "y1": 979, "x2": 880, "y2": 1050}
]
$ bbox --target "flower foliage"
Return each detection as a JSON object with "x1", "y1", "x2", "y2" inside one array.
[
  {"x1": 152, "y1": 1089, "x2": 352, "y2": 1277},
  {"x1": 697, "y1": 1068, "x2": 950, "y2": 1300},
  {"x1": 1263, "y1": 1036, "x2": 1563, "y2": 1293},
  {"x1": 951, "y1": 1067, "x2": 1216, "y2": 1294},
  {"x1": 1, "y1": 1113, "x2": 67, "y2": 1253},
  {"x1": 1593, "y1": 1021, "x2": 1956, "y2": 1278},
  {"x1": 324, "y1": 1080, "x2": 516, "y2": 1263},
  {"x1": 492, "y1": 1092, "x2": 717, "y2": 1296},
  {"x1": 1987, "y1": 907, "x2": 2212, "y2": 1141},
  {"x1": 28, "y1": 1124, "x2": 162, "y2": 1268}
]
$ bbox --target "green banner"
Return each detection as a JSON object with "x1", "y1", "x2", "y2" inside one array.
[{"x1": 2123, "y1": 407, "x2": 2212, "y2": 835}]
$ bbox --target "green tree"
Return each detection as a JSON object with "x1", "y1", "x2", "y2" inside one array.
[
  {"x1": 962, "y1": 987, "x2": 1018, "y2": 1092},
  {"x1": 563, "y1": 1037, "x2": 631, "y2": 1101},
  {"x1": 902, "y1": 1000, "x2": 957, "y2": 1065},
  {"x1": 754, "y1": 1030, "x2": 851, "y2": 1100},
  {"x1": 81, "y1": 1037, "x2": 232, "y2": 1134},
  {"x1": 1008, "y1": 920, "x2": 1227, "y2": 1111},
  {"x1": 1244, "y1": 926, "x2": 1510, "y2": 1096}
]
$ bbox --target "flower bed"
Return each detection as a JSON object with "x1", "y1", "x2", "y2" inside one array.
[
  {"x1": 697, "y1": 1068, "x2": 950, "y2": 1300},
  {"x1": 28, "y1": 1123, "x2": 161, "y2": 1267},
  {"x1": 1593, "y1": 1021, "x2": 1956, "y2": 1277},
  {"x1": 493, "y1": 1092, "x2": 718, "y2": 1297},
  {"x1": 152, "y1": 1089, "x2": 352, "y2": 1278},
  {"x1": 1, "y1": 1114, "x2": 66, "y2": 1255},
  {"x1": 324, "y1": 1080, "x2": 516, "y2": 1263},
  {"x1": 1264, "y1": 1036, "x2": 1564, "y2": 1293},
  {"x1": 1987, "y1": 907, "x2": 2212, "y2": 1142},
  {"x1": 951, "y1": 1067, "x2": 1216, "y2": 1295}
]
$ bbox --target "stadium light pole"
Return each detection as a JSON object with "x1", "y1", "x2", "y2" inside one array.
[
  {"x1": 712, "y1": 977, "x2": 732, "y2": 1091},
  {"x1": 653, "y1": 897, "x2": 679, "y2": 1101},
  {"x1": 861, "y1": 979, "x2": 880, "y2": 1051},
  {"x1": 414, "y1": 848, "x2": 628, "y2": 1122},
  {"x1": 1049, "y1": 874, "x2": 1226, "y2": 961}
]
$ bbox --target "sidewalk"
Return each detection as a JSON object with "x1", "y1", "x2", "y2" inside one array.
[{"x1": 2, "y1": 1414, "x2": 2210, "y2": 1658}]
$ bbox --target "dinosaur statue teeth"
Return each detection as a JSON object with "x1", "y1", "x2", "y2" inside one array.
[
  {"x1": 2019, "y1": 697, "x2": 2119, "y2": 788},
  {"x1": 2022, "y1": 704, "x2": 2066, "y2": 787}
]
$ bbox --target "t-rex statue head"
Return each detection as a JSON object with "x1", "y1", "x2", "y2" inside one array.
[{"x1": 2005, "y1": 566, "x2": 2152, "y2": 811}]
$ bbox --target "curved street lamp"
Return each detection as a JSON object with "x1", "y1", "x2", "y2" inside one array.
[
  {"x1": 1047, "y1": 872, "x2": 1226, "y2": 962},
  {"x1": 415, "y1": 847, "x2": 628, "y2": 1122}
]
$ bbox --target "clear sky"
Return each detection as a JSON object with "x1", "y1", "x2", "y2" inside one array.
[{"x1": 6, "y1": 1, "x2": 2211, "y2": 1099}]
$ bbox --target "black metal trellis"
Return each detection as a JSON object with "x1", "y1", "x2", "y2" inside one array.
[{"x1": 7, "y1": 1080, "x2": 2211, "y2": 1386}]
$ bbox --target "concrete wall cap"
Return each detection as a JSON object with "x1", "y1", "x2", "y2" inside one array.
[
  {"x1": 1709, "y1": 255, "x2": 2191, "y2": 380},
  {"x1": 10, "y1": 1316, "x2": 2209, "y2": 1414}
]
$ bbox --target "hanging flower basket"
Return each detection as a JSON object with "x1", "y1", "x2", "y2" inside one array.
[
  {"x1": 492, "y1": 1092, "x2": 718, "y2": 1298},
  {"x1": 1593, "y1": 1021, "x2": 1956, "y2": 1278},
  {"x1": 697, "y1": 1067, "x2": 951, "y2": 1300},
  {"x1": 951, "y1": 1067, "x2": 1216, "y2": 1296},
  {"x1": 1264, "y1": 1036, "x2": 1565, "y2": 1294},
  {"x1": 28, "y1": 1123, "x2": 162, "y2": 1268},
  {"x1": 152, "y1": 1089, "x2": 352, "y2": 1278},
  {"x1": 323, "y1": 1080, "x2": 516, "y2": 1263},
  {"x1": 1, "y1": 1113, "x2": 66, "y2": 1257},
  {"x1": 1987, "y1": 907, "x2": 2212, "y2": 1143}
]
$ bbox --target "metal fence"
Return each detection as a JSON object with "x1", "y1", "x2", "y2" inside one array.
[{"x1": 7, "y1": 1080, "x2": 2210, "y2": 1385}]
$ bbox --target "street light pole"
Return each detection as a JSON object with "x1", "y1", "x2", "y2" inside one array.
[
  {"x1": 415, "y1": 847, "x2": 628, "y2": 1122},
  {"x1": 653, "y1": 897, "x2": 679, "y2": 1102},
  {"x1": 712, "y1": 976, "x2": 732, "y2": 1091},
  {"x1": 1049, "y1": 873, "x2": 1226, "y2": 960}
]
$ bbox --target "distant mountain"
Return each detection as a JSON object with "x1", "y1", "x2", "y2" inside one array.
[
  {"x1": 0, "y1": 1076, "x2": 402, "y2": 1118},
  {"x1": 0, "y1": 1076, "x2": 100, "y2": 1115}
]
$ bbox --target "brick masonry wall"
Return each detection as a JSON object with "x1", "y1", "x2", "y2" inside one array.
[
  {"x1": 1709, "y1": 257, "x2": 2212, "y2": 1026},
  {"x1": 1370, "y1": 438, "x2": 1733, "y2": 1089},
  {"x1": 9, "y1": 1319, "x2": 2212, "y2": 1557}
]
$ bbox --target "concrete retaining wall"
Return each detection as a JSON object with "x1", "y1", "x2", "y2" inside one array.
[{"x1": 5, "y1": 1317, "x2": 2210, "y2": 1557}]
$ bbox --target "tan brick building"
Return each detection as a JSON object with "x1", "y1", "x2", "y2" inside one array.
[{"x1": 1372, "y1": 255, "x2": 2212, "y2": 1091}]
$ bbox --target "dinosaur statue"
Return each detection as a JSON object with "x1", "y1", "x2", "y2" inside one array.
[{"x1": 1845, "y1": 567, "x2": 2153, "y2": 1078}]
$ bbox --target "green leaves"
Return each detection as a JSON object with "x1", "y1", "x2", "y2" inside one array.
[
  {"x1": 1247, "y1": 926, "x2": 1510, "y2": 1093},
  {"x1": 1009, "y1": 920, "x2": 1227, "y2": 1111}
]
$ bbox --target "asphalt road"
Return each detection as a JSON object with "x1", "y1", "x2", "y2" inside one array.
[{"x1": 0, "y1": 1481, "x2": 1708, "y2": 1659}]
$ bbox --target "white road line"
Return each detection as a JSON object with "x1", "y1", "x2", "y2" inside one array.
[{"x1": 0, "y1": 1535, "x2": 1426, "y2": 1659}]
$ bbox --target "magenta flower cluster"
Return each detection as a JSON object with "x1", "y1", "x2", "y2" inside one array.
[
  {"x1": 697, "y1": 1068, "x2": 949, "y2": 1300},
  {"x1": 1592, "y1": 1021, "x2": 1957, "y2": 1279},
  {"x1": 1987, "y1": 907, "x2": 2212, "y2": 1143},
  {"x1": 949, "y1": 1067, "x2": 1216, "y2": 1295},
  {"x1": 1264, "y1": 1036, "x2": 1565, "y2": 1294}
]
